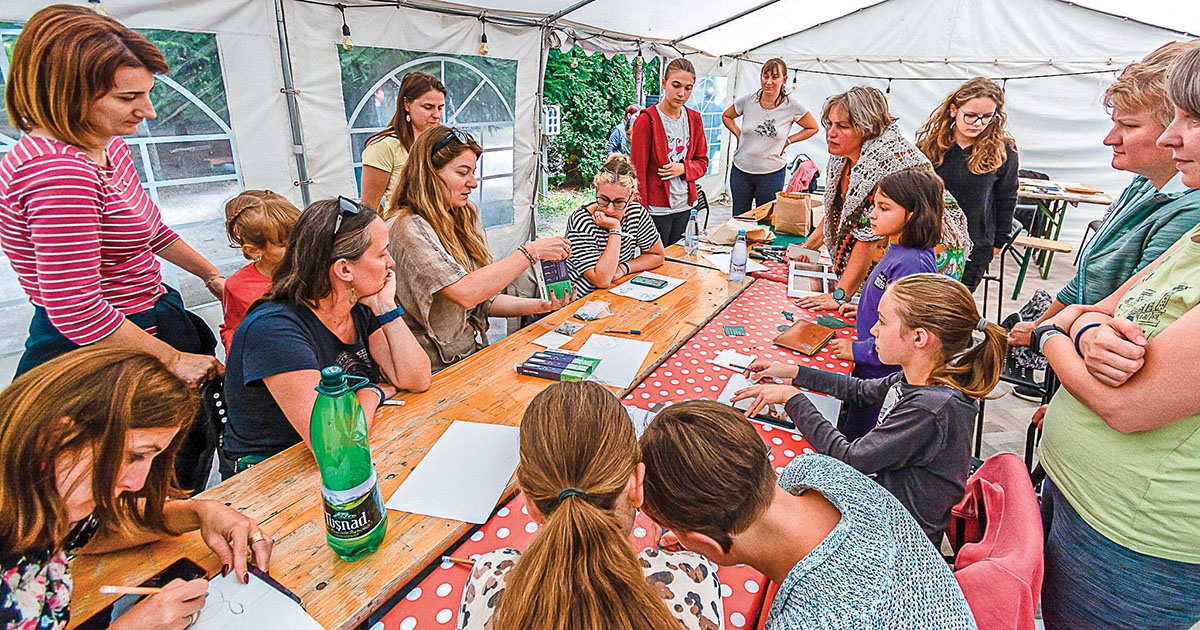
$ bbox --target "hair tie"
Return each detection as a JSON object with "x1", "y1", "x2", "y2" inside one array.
[
  {"x1": 975, "y1": 318, "x2": 988, "y2": 333},
  {"x1": 557, "y1": 487, "x2": 587, "y2": 501}
]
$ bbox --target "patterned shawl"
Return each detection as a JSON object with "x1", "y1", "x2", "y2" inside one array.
[{"x1": 822, "y1": 123, "x2": 972, "y2": 274}]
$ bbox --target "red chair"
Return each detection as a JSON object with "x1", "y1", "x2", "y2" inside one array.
[{"x1": 947, "y1": 452, "x2": 1044, "y2": 630}]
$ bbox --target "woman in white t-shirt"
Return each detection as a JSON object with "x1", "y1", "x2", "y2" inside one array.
[{"x1": 722, "y1": 58, "x2": 819, "y2": 216}]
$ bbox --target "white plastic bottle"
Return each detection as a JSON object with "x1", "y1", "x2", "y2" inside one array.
[
  {"x1": 729, "y1": 229, "x2": 748, "y2": 282},
  {"x1": 684, "y1": 210, "x2": 700, "y2": 255}
]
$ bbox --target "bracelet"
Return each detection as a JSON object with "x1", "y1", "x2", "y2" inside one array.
[
  {"x1": 619, "y1": 262, "x2": 630, "y2": 276},
  {"x1": 376, "y1": 305, "x2": 404, "y2": 326},
  {"x1": 203, "y1": 274, "x2": 224, "y2": 288},
  {"x1": 361, "y1": 383, "x2": 385, "y2": 406},
  {"x1": 517, "y1": 245, "x2": 537, "y2": 267},
  {"x1": 1073, "y1": 322, "x2": 1103, "y2": 358}
]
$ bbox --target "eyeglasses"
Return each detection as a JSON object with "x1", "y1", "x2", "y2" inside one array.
[
  {"x1": 959, "y1": 111, "x2": 996, "y2": 125},
  {"x1": 334, "y1": 196, "x2": 362, "y2": 237},
  {"x1": 595, "y1": 194, "x2": 629, "y2": 210},
  {"x1": 433, "y1": 127, "x2": 475, "y2": 154}
]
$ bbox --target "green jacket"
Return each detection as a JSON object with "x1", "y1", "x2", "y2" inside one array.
[{"x1": 1058, "y1": 173, "x2": 1200, "y2": 305}]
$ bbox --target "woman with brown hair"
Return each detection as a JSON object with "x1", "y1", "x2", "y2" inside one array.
[
  {"x1": 916, "y1": 77, "x2": 1019, "y2": 290},
  {"x1": 388, "y1": 125, "x2": 572, "y2": 372},
  {"x1": 722, "y1": 58, "x2": 819, "y2": 217},
  {"x1": 0, "y1": 347, "x2": 272, "y2": 629},
  {"x1": 456, "y1": 380, "x2": 723, "y2": 630},
  {"x1": 360, "y1": 72, "x2": 447, "y2": 215},
  {"x1": 0, "y1": 4, "x2": 226, "y2": 387}
]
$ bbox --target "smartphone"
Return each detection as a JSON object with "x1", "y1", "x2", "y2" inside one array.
[{"x1": 630, "y1": 276, "x2": 669, "y2": 289}]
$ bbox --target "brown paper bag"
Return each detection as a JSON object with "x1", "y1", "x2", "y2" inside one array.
[
  {"x1": 740, "y1": 201, "x2": 774, "y2": 222},
  {"x1": 773, "y1": 192, "x2": 812, "y2": 236}
]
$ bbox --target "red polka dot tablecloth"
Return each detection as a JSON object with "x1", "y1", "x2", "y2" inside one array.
[{"x1": 375, "y1": 277, "x2": 857, "y2": 630}]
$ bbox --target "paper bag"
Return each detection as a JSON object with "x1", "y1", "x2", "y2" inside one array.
[
  {"x1": 773, "y1": 192, "x2": 812, "y2": 236},
  {"x1": 707, "y1": 218, "x2": 775, "y2": 245},
  {"x1": 740, "y1": 201, "x2": 774, "y2": 222}
]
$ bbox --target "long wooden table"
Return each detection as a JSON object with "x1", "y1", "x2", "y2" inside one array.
[
  {"x1": 68, "y1": 260, "x2": 750, "y2": 630},
  {"x1": 1016, "y1": 178, "x2": 1113, "y2": 277}
]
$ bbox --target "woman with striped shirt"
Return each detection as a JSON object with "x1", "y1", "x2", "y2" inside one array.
[
  {"x1": 564, "y1": 154, "x2": 664, "y2": 296},
  {"x1": 0, "y1": 5, "x2": 224, "y2": 387}
]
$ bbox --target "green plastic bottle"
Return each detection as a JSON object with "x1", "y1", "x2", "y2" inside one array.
[{"x1": 311, "y1": 366, "x2": 387, "y2": 561}]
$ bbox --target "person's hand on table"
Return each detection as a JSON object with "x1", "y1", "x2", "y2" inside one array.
[
  {"x1": 657, "y1": 162, "x2": 686, "y2": 180},
  {"x1": 192, "y1": 499, "x2": 273, "y2": 584},
  {"x1": 837, "y1": 302, "x2": 857, "y2": 320},
  {"x1": 1008, "y1": 321, "x2": 1034, "y2": 347},
  {"x1": 1079, "y1": 317, "x2": 1147, "y2": 387},
  {"x1": 526, "y1": 236, "x2": 572, "y2": 262},
  {"x1": 796, "y1": 292, "x2": 839, "y2": 311},
  {"x1": 111, "y1": 578, "x2": 207, "y2": 630},
  {"x1": 746, "y1": 360, "x2": 799, "y2": 383},
  {"x1": 731, "y1": 384, "x2": 799, "y2": 417},
  {"x1": 1031, "y1": 404, "x2": 1048, "y2": 430},
  {"x1": 166, "y1": 352, "x2": 223, "y2": 388},
  {"x1": 828, "y1": 338, "x2": 853, "y2": 360}
]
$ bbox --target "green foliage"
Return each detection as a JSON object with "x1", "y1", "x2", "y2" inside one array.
[
  {"x1": 535, "y1": 187, "x2": 590, "y2": 237},
  {"x1": 544, "y1": 49, "x2": 659, "y2": 187}
]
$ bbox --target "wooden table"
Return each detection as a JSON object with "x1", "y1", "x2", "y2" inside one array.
[
  {"x1": 68, "y1": 260, "x2": 750, "y2": 630},
  {"x1": 1017, "y1": 178, "x2": 1113, "y2": 277}
]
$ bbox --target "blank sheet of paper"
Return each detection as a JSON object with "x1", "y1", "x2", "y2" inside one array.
[
  {"x1": 578, "y1": 334, "x2": 653, "y2": 389},
  {"x1": 385, "y1": 421, "x2": 520, "y2": 524},
  {"x1": 609, "y1": 273, "x2": 685, "y2": 301},
  {"x1": 702, "y1": 252, "x2": 767, "y2": 275},
  {"x1": 191, "y1": 571, "x2": 321, "y2": 630}
]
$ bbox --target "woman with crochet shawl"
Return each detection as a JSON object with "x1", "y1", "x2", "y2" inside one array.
[{"x1": 800, "y1": 87, "x2": 971, "y2": 311}]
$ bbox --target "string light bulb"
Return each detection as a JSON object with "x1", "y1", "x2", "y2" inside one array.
[
  {"x1": 478, "y1": 17, "x2": 489, "y2": 56},
  {"x1": 336, "y1": 4, "x2": 354, "y2": 51},
  {"x1": 570, "y1": 48, "x2": 578, "y2": 69}
]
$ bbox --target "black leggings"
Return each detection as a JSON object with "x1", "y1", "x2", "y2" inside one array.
[{"x1": 651, "y1": 210, "x2": 692, "y2": 247}]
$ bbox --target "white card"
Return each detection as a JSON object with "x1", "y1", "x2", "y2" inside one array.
[
  {"x1": 717, "y1": 373, "x2": 841, "y2": 425},
  {"x1": 531, "y1": 330, "x2": 572, "y2": 349},
  {"x1": 190, "y1": 571, "x2": 321, "y2": 630},
  {"x1": 578, "y1": 334, "x2": 653, "y2": 389},
  {"x1": 702, "y1": 252, "x2": 768, "y2": 275},
  {"x1": 385, "y1": 421, "x2": 520, "y2": 524},
  {"x1": 609, "y1": 272, "x2": 686, "y2": 302},
  {"x1": 709, "y1": 349, "x2": 757, "y2": 373}
]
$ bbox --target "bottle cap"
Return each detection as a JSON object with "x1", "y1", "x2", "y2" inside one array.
[
  {"x1": 737, "y1": 229, "x2": 746, "y2": 236},
  {"x1": 316, "y1": 366, "x2": 350, "y2": 396}
]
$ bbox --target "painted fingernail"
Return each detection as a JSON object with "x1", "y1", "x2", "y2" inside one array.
[
  {"x1": 243, "y1": 573, "x2": 249, "y2": 584},
  {"x1": 221, "y1": 564, "x2": 230, "y2": 577}
]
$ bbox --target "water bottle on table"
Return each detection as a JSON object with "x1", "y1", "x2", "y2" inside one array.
[
  {"x1": 729, "y1": 229, "x2": 748, "y2": 281},
  {"x1": 312, "y1": 366, "x2": 388, "y2": 561},
  {"x1": 684, "y1": 209, "x2": 700, "y2": 255}
]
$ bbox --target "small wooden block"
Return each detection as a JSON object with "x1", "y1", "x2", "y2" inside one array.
[{"x1": 1012, "y1": 235, "x2": 1073, "y2": 253}]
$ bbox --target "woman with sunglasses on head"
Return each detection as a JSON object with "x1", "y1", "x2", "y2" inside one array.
[
  {"x1": 916, "y1": 77, "x2": 1019, "y2": 291},
  {"x1": 221, "y1": 198, "x2": 430, "y2": 477},
  {"x1": 564, "y1": 154, "x2": 664, "y2": 297},
  {"x1": 388, "y1": 125, "x2": 572, "y2": 372}
]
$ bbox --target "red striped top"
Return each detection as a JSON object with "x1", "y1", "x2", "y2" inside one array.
[{"x1": 0, "y1": 135, "x2": 178, "y2": 344}]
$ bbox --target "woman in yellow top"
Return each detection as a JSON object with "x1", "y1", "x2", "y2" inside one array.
[
  {"x1": 1033, "y1": 44, "x2": 1200, "y2": 629},
  {"x1": 360, "y1": 72, "x2": 446, "y2": 214}
]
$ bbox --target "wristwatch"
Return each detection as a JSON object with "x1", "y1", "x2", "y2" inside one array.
[
  {"x1": 1031, "y1": 324, "x2": 1067, "y2": 355},
  {"x1": 831, "y1": 288, "x2": 847, "y2": 305}
]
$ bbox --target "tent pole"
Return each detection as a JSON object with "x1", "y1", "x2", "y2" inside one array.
[
  {"x1": 275, "y1": 0, "x2": 312, "y2": 207},
  {"x1": 532, "y1": 26, "x2": 550, "y2": 240}
]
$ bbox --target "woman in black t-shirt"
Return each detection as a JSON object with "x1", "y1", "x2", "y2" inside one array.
[{"x1": 222, "y1": 198, "x2": 430, "y2": 475}]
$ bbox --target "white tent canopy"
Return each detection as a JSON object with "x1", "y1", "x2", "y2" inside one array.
[{"x1": 0, "y1": 0, "x2": 1196, "y2": 369}]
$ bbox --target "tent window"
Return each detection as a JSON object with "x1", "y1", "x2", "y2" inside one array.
[
  {"x1": 341, "y1": 48, "x2": 517, "y2": 228},
  {"x1": 685, "y1": 74, "x2": 727, "y2": 177}
]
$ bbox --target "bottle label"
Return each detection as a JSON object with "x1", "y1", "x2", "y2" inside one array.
[{"x1": 322, "y1": 468, "x2": 386, "y2": 542}]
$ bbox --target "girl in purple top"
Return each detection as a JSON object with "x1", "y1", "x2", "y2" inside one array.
[{"x1": 828, "y1": 168, "x2": 944, "y2": 439}]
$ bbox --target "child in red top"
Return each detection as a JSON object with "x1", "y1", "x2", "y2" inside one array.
[{"x1": 220, "y1": 190, "x2": 300, "y2": 353}]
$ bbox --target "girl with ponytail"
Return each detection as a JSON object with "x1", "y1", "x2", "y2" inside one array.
[
  {"x1": 734, "y1": 273, "x2": 1007, "y2": 544},
  {"x1": 457, "y1": 381, "x2": 723, "y2": 630}
]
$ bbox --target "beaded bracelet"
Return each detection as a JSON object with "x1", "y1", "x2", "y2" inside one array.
[{"x1": 517, "y1": 245, "x2": 537, "y2": 267}]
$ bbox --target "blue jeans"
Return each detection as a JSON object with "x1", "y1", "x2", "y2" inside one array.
[
  {"x1": 730, "y1": 165, "x2": 785, "y2": 217},
  {"x1": 1041, "y1": 478, "x2": 1200, "y2": 629}
]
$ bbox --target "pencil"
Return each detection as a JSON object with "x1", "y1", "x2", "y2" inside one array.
[
  {"x1": 442, "y1": 555, "x2": 475, "y2": 567},
  {"x1": 100, "y1": 585, "x2": 163, "y2": 595}
]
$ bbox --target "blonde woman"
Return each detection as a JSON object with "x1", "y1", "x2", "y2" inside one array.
[
  {"x1": 388, "y1": 126, "x2": 572, "y2": 372},
  {"x1": 564, "y1": 154, "x2": 664, "y2": 296},
  {"x1": 916, "y1": 77, "x2": 1019, "y2": 290}
]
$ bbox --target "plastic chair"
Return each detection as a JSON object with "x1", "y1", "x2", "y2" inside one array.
[
  {"x1": 1074, "y1": 219, "x2": 1104, "y2": 266},
  {"x1": 693, "y1": 183, "x2": 711, "y2": 230},
  {"x1": 947, "y1": 453, "x2": 1045, "y2": 630}
]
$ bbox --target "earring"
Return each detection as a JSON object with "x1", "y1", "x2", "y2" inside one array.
[
  {"x1": 349, "y1": 286, "x2": 358, "y2": 304},
  {"x1": 405, "y1": 113, "x2": 411, "y2": 122}
]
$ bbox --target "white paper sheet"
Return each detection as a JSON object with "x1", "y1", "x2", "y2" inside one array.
[
  {"x1": 609, "y1": 272, "x2": 686, "y2": 302},
  {"x1": 578, "y1": 334, "x2": 653, "y2": 389},
  {"x1": 191, "y1": 571, "x2": 321, "y2": 630},
  {"x1": 702, "y1": 252, "x2": 767, "y2": 275},
  {"x1": 717, "y1": 373, "x2": 842, "y2": 425},
  {"x1": 531, "y1": 330, "x2": 572, "y2": 349},
  {"x1": 709, "y1": 349, "x2": 757, "y2": 373},
  {"x1": 385, "y1": 421, "x2": 520, "y2": 524}
]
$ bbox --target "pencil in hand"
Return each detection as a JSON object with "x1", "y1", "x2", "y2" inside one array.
[{"x1": 99, "y1": 585, "x2": 164, "y2": 595}]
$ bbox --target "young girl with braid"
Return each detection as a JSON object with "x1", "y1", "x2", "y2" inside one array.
[{"x1": 735, "y1": 273, "x2": 1007, "y2": 544}]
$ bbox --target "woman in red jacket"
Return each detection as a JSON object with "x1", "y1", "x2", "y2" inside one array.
[{"x1": 631, "y1": 58, "x2": 709, "y2": 246}]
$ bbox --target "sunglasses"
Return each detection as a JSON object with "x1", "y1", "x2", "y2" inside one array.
[
  {"x1": 335, "y1": 196, "x2": 362, "y2": 237},
  {"x1": 433, "y1": 127, "x2": 475, "y2": 154}
]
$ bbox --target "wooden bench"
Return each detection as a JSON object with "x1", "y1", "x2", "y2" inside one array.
[{"x1": 1005, "y1": 235, "x2": 1072, "y2": 300}]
